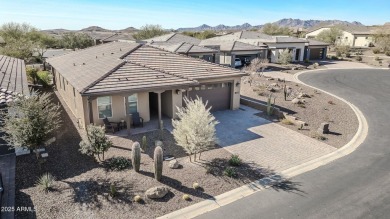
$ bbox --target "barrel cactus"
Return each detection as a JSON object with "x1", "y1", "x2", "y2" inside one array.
[
  {"x1": 132, "y1": 142, "x2": 141, "y2": 172},
  {"x1": 154, "y1": 146, "x2": 163, "y2": 181}
]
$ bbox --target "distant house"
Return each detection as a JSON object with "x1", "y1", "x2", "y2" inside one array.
[
  {"x1": 149, "y1": 41, "x2": 219, "y2": 63},
  {"x1": 0, "y1": 55, "x2": 30, "y2": 219},
  {"x1": 46, "y1": 42, "x2": 245, "y2": 129},
  {"x1": 305, "y1": 25, "x2": 374, "y2": 48},
  {"x1": 200, "y1": 31, "x2": 307, "y2": 64},
  {"x1": 101, "y1": 33, "x2": 136, "y2": 43},
  {"x1": 145, "y1": 33, "x2": 201, "y2": 45}
]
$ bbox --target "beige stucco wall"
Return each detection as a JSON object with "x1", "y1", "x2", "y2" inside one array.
[
  {"x1": 90, "y1": 92, "x2": 150, "y2": 126},
  {"x1": 53, "y1": 68, "x2": 86, "y2": 128},
  {"x1": 306, "y1": 28, "x2": 373, "y2": 47},
  {"x1": 267, "y1": 42, "x2": 305, "y2": 62},
  {"x1": 354, "y1": 35, "x2": 374, "y2": 47}
]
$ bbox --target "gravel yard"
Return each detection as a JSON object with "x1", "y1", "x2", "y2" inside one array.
[
  {"x1": 15, "y1": 90, "x2": 269, "y2": 219},
  {"x1": 241, "y1": 75, "x2": 359, "y2": 148}
]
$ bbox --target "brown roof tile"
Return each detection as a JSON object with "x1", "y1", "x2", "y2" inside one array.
[{"x1": 0, "y1": 55, "x2": 29, "y2": 95}]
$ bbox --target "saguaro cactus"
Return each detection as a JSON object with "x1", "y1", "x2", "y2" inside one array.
[
  {"x1": 267, "y1": 94, "x2": 276, "y2": 116},
  {"x1": 141, "y1": 136, "x2": 147, "y2": 152},
  {"x1": 154, "y1": 146, "x2": 163, "y2": 181},
  {"x1": 132, "y1": 142, "x2": 141, "y2": 172}
]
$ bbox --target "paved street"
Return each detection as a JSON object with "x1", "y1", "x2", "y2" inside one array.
[
  {"x1": 196, "y1": 69, "x2": 390, "y2": 219},
  {"x1": 213, "y1": 106, "x2": 336, "y2": 172}
]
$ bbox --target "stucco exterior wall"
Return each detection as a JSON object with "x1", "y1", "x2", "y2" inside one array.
[
  {"x1": 306, "y1": 28, "x2": 373, "y2": 47},
  {"x1": 161, "y1": 90, "x2": 173, "y2": 118},
  {"x1": 267, "y1": 42, "x2": 305, "y2": 62},
  {"x1": 354, "y1": 35, "x2": 374, "y2": 47}
]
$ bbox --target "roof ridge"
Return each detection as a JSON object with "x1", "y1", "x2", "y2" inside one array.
[
  {"x1": 239, "y1": 31, "x2": 244, "y2": 39},
  {"x1": 102, "y1": 33, "x2": 118, "y2": 41},
  {"x1": 166, "y1": 33, "x2": 177, "y2": 41},
  {"x1": 185, "y1": 43, "x2": 193, "y2": 54},
  {"x1": 144, "y1": 44, "x2": 244, "y2": 73},
  {"x1": 173, "y1": 42, "x2": 185, "y2": 53}
]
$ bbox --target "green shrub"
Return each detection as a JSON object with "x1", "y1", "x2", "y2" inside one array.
[
  {"x1": 330, "y1": 56, "x2": 338, "y2": 60},
  {"x1": 372, "y1": 48, "x2": 380, "y2": 54},
  {"x1": 36, "y1": 173, "x2": 55, "y2": 192},
  {"x1": 104, "y1": 156, "x2": 131, "y2": 171},
  {"x1": 336, "y1": 51, "x2": 342, "y2": 57},
  {"x1": 110, "y1": 184, "x2": 117, "y2": 197},
  {"x1": 193, "y1": 182, "x2": 200, "y2": 189},
  {"x1": 26, "y1": 67, "x2": 39, "y2": 84},
  {"x1": 182, "y1": 194, "x2": 191, "y2": 201},
  {"x1": 355, "y1": 56, "x2": 362, "y2": 61},
  {"x1": 37, "y1": 71, "x2": 51, "y2": 87},
  {"x1": 304, "y1": 59, "x2": 310, "y2": 63},
  {"x1": 345, "y1": 52, "x2": 351, "y2": 58},
  {"x1": 223, "y1": 167, "x2": 237, "y2": 178},
  {"x1": 228, "y1": 154, "x2": 242, "y2": 166}
]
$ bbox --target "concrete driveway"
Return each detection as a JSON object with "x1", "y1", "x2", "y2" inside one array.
[{"x1": 213, "y1": 106, "x2": 336, "y2": 171}]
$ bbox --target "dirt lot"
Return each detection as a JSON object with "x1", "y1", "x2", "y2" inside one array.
[
  {"x1": 241, "y1": 75, "x2": 359, "y2": 148},
  {"x1": 15, "y1": 90, "x2": 279, "y2": 219}
]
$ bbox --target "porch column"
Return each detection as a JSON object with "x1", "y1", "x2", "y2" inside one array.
[
  {"x1": 153, "y1": 91, "x2": 165, "y2": 130},
  {"x1": 87, "y1": 96, "x2": 94, "y2": 125},
  {"x1": 124, "y1": 95, "x2": 131, "y2": 136}
]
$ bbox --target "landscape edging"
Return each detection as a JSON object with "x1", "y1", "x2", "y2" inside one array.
[{"x1": 157, "y1": 69, "x2": 369, "y2": 219}]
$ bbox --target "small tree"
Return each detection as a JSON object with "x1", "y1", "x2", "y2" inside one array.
[
  {"x1": 79, "y1": 125, "x2": 112, "y2": 161},
  {"x1": 373, "y1": 27, "x2": 390, "y2": 52},
  {"x1": 262, "y1": 23, "x2": 292, "y2": 36},
  {"x1": 172, "y1": 97, "x2": 219, "y2": 162},
  {"x1": 278, "y1": 49, "x2": 292, "y2": 65},
  {"x1": 132, "y1": 24, "x2": 167, "y2": 40},
  {"x1": 0, "y1": 92, "x2": 61, "y2": 159},
  {"x1": 315, "y1": 27, "x2": 343, "y2": 45}
]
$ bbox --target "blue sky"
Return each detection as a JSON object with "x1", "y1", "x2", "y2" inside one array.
[{"x1": 1, "y1": 0, "x2": 389, "y2": 30}]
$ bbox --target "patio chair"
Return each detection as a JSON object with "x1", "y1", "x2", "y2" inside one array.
[
  {"x1": 132, "y1": 112, "x2": 144, "y2": 127},
  {"x1": 103, "y1": 117, "x2": 118, "y2": 133}
]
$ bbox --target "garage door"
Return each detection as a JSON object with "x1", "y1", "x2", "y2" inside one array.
[
  {"x1": 185, "y1": 82, "x2": 231, "y2": 111},
  {"x1": 309, "y1": 48, "x2": 324, "y2": 60}
]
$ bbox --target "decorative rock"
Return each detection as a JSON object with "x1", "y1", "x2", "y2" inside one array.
[
  {"x1": 291, "y1": 98, "x2": 302, "y2": 104},
  {"x1": 317, "y1": 122, "x2": 330, "y2": 134},
  {"x1": 145, "y1": 186, "x2": 169, "y2": 199},
  {"x1": 169, "y1": 159, "x2": 179, "y2": 169},
  {"x1": 298, "y1": 92, "x2": 311, "y2": 98}
]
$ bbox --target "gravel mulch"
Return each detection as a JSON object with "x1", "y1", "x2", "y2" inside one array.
[
  {"x1": 241, "y1": 76, "x2": 359, "y2": 148},
  {"x1": 15, "y1": 89, "x2": 278, "y2": 219}
]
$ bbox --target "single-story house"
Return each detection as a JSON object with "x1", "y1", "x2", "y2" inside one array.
[
  {"x1": 85, "y1": 32, "x2": 118, "y2": 45},
  {"x1": 46, "y1": 42, "x2": 245, "y2": 129},
  {"x1": 145, "y1": 33, "x2": 201, "y2": 45},
  {"x1": 305, "y1": 25, "x2": 374, "y2": 48},
  {"x1": 0, "y1": 55, "x2": 30, "y2": 219},
  {"x1": 148, "y1": 41, "x2": 219, "y2": 63},
  {"x1": 101, "y1": 33, "x2": 136, "y2": 44},
  {"x1": 200, "y1": 31, "x2": 307, "y2": 64},
  {"x1": 302, "y1": 39, "x2": 330, "y2": 60}
]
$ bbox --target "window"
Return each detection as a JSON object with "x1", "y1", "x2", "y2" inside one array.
[
  {"x1": 126, "y1": 94, "x2": 138, "y2": 114},
  {"x1": 97, "y1": 96, "x2": 112, "y2": 119}
]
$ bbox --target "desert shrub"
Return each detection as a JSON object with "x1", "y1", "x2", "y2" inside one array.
[
  {"x1": 355, "y1": 50, "x2": 363, "y2": 55},
  {"x1": 79, "y1": 125, "x2": 113, "y2": 161},
  {"x1": 304, "y1": 59, "x2": 310, "y2": 63},
  {"x1": 375, "y1": 56, "x2": 381, "y2": 61},
  {"x1": 372, "y1": 48, "x2": 381, "y2": 54},
  {"x1": 336, "y1": 51, "x2": 342, "y2": 57},
  {"x1": 228, "y1": 154, "x2": 242, "y2": 166},
  {"x1": 26, "y1": 67, "x2": 39, "y2": 84},
  {"x1": 297, "y1": 103, "x2": 306, "y2": 108},
  {"x1": 311, "y1": 132, "x2": 327, "y2": 141},
  {"x1": 281, "y1": 118, "x2": 294, "y2": 125},
  {"x1": 37, "y1": 71, "x2": 51, "y2": 87},
  {"x1": 278, "y1": 49, "x2": 293, "y2": 65},
  {"x1": 104, "y1": 156, "x2": 131, "y2": 171},
  {"x1": 313, "y1": 62, "x2": 320, "y2": 68},
  {"x1": 355, "y1": 56, "x2": 363, "y2": 61},
  {"x1": 223, "y1": 167, "x2": 237, "y2": 178},
  {"x1": 193, "y1": 182, "x2": 200, "y2": 189},
  {"x1": 330, "y1": 56, "x2": 339, "y2": 60},
  {"x1": 345, "y1": 52, "x2": 351, "y2": 58},
  {"x1": 385, "y1": 51, "x2": 390, "y2": 56},
  {"x1": 36, "y1": 173, "x2": 55, "y2": 192}
]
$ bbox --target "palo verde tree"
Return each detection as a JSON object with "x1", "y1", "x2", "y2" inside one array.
[
  {"x1": 172, "y1": 97, "x2": 219, "y2": 162},
  {"x1": 132, "y1": 24, "x2": 167, "y2": 40},
  {"x1": 315, "y1": 27, "x2": 343, "y2": 45},
  {"x1": 79, "y1": 124, "x2": 112, "y2": 161},
  {"x1": 0, "y1": 92, "x2": 61, "y2": 159}
]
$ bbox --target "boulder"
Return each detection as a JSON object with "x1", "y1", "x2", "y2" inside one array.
[
  {"x1": 291, "y1": 98, "x2": 302, "y2": 104},
  {"x1": 145, "y1": 186, "x2": 170, "y2": 199},
  {"x1": 169, "y1": 159, "x2": 179, "y2": 169},
  {"x1": 298, "y1": 92, "x2": 311, "y2": 98}
]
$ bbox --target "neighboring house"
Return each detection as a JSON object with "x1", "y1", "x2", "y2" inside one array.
[
  {"x1": 145, "y1": 33, "x2": 201, "y2": 45},
  {"x1": 303, "y1": 39, "x2": 330, "y2": 60},
  {"x1": 85, "y1": 31, "x2": 117, "y2": 45},
  {"x1": 148, "y1": 41, "x2": 219, "y2": 63},
  {"x1": 305, "y1": 25, "x2": 374, "y2": 47},
  {"x1": 200, "y1": 31, "x2": 307, "y2": 64},
  {"x1": 46, "y1": 42, "x2": 245, "y2": 129},
  {"x1": 0, "y1": 55, "x2": 30, "y2": 219}
]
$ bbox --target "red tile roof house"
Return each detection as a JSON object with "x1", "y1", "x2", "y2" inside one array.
[{"x1": 46, "y1": 42, "x2": 246, "y2": 131}]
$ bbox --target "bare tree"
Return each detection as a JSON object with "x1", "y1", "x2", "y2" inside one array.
[{"x1": 79, "y1": 124, "x2": 112, "y2": 161}]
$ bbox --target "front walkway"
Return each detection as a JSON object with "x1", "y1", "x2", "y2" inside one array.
[{"x1": 213, "y1": 105, "x2": 336, "y2": 172}]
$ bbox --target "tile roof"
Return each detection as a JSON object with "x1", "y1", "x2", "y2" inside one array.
[
  {"x1": 149, "y1": 41, "x2": 218, "y2": 54},
  {"x1": 0, "y1": 55, "x2": 29, "y2": 95},
  {"x1": 85, "y1": 61, "x2": 197, "y2": 95},
  {"x1": 85, "y1": 31, "x2": 115, "y2": 40},
  {"x1": 145, "y1": 33, "x2": 201, "y2": 45},
  {"x1": 102, "y1": 33, "x2": 135, "y2": 42},
  {"x1": 304, "y1": 38, "x2": 330, "y2": 46},
  {"x1": 307, "y1": 24, "x2": 373, "y2": 35},
  {"x1": 47, "y1": 42, "x2": 246, "y2": 95},
  {"x1": 47, "y1": 42, "x2": 141, "y2": 92},
  {"x1": 33, "y1": 49, "x2": 73, "y2": 58}
]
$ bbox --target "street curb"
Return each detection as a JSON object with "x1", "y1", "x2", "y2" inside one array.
[{"x1": 158, "y1": 69, "x2": 369, "y2": 219}]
